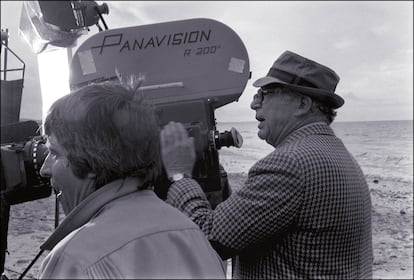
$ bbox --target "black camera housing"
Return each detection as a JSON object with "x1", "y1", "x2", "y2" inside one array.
[
  {"x1": 1, "y1": 121, "x2": 51, "y2": 205},
  {"x1": 69, "y1": 18, "x2": 250, "y2": 205}
]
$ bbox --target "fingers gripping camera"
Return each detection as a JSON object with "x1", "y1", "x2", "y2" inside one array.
[{"x1": 161, "y1": 121, "x2": 196, "y2": 181}]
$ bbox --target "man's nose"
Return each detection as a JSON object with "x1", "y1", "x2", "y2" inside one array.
[
  {"x1": 250, "y1": 96, "x2": 260, "y2": 110},
  {"x1": 39, "y1": 156, "x2": 51, "y2": 178}
]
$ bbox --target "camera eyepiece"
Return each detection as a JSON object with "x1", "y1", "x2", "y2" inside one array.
[{"x1": 213, "y1": 127, "x2": 243, "y2": 149}]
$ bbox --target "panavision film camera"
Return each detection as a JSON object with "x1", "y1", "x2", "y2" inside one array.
[
  {"x1": 69, "y1": 18, "x2": 250, "y2": 204},
  {"x1": 1, "y1": 18, "x2": 249, "y2": 208}
]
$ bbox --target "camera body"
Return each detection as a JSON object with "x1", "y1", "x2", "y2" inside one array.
[
  {"x1": 1, "y1": 120, "x2": 51, "y2": 205},
  {"x1": 69, "y1": 18, "x2": 250, "y2": 204},
  {"x1": 152, "y1": 99, "x2": 240, "y2": 203}
]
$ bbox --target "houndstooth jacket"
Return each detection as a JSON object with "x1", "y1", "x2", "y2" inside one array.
[{"x1": 167, "y1": 122, "x2": 373, "y2": 279}]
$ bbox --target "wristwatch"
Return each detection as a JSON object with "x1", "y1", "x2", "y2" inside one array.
[{"x1": 169, "y1": 173, "x2": 186, "y2": 182}]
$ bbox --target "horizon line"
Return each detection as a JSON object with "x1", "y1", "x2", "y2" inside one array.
[
  {"x1": 18, "y1": 118, "x2": 414, "y2": 125},
  {"x1": 217, "y1": 119, "x2": 413, "y2": 124}
]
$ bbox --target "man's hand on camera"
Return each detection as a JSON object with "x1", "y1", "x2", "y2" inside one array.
[{"x1": 160, "y1": 121, "x2": 196, "y2": 180}]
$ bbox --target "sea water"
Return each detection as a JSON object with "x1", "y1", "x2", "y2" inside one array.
[{"x1": 216, "y1": 120, "x2": 413, "y2": 184}]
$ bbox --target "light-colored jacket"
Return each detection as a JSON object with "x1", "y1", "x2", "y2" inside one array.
[{"x1": 38, "y1": 178, "x2": 226, "y2": 279}]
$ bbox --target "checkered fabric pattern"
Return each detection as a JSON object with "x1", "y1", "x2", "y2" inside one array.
[{"x1": 167, "y1": 123, "x2": 373, "y2": 279}]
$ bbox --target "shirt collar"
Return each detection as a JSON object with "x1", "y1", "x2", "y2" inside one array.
[{"x1": 41, "y1": 177, "x2": 142, "y2": 251}]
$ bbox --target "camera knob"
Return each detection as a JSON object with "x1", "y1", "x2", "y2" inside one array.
[{"x1": 230, "y1": 127, "x2": 243, "y2": 148}]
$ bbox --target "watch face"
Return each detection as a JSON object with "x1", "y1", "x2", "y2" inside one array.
[{"x1": 171, "y1": 173, "x2": 184, "y2": 182}]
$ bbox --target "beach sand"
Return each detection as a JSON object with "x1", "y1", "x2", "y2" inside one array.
[{"x1": 3, "y1": 173, "x2": 413, "y2": 279}]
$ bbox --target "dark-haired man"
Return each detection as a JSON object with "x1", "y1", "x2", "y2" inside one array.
[{"x1": 38, "y1": 80, "x2": 225, "y2": 279}]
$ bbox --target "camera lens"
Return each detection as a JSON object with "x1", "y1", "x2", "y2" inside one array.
[{"x1": 23, "y1": 137, "x2": 50, "y2": 187}]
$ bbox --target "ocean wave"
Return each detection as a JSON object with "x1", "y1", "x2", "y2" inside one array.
[
  {"x1": 364, "y1": 173, "x2": 413, "y2": 184},
  {"x1": 217, "y1": 120, "x2": 413, "y2": 183}
]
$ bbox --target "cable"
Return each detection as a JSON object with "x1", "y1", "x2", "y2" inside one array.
[
  {"x1": 95, "y1": 7, "x2": 109, "y2": 30},
  {"x1": 17, "y1": 250, "x2": 44, "y2": 280},
  {"x1": 16, "y1": 193, "x2": 59, "y2": 279}
]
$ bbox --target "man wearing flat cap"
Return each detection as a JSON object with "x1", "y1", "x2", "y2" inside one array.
[{"x1": 161, "y1": 51, "x2": 373, "y2": 279}]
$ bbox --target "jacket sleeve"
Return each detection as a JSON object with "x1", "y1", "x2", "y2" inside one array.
[{"x1": 166, "y1": 152, "x2": 305, "y2": 259}]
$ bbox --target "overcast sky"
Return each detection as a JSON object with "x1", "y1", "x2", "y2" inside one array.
[{"x1": 1, "y1": 1, "x2": 413, "y2": 123}]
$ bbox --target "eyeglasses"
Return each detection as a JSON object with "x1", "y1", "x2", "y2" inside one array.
[{"x1": 252, "y1": 88, "x2": 279, "y2": 107}]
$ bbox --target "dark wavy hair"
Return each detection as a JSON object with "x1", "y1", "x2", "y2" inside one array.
[{"x1": 43, "y1": 79, "x2": 161, "y2": 189}]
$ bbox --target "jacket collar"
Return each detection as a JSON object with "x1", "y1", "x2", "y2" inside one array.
[
  {"x1": 279, "y1": 122, "x2": 335, "y2": 147},
  {"x1": 41, "y1": 177, "x2": 142, "y2": 251}
]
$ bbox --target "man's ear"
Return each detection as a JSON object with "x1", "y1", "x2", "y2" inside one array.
[{"x1": 294, "y1": 95, "x2": 313, "y2": 116}]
